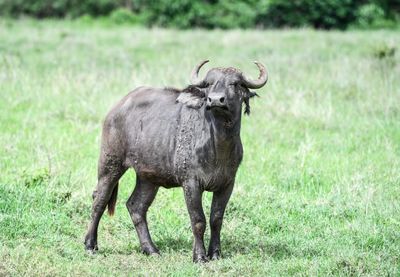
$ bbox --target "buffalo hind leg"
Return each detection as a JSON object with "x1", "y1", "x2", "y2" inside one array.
[
  {"x1": 84, "y1": 158, "x2": 126, "y2": 253},
  {"x1": 208, "y1": 183, "x2": 233, "y2": 260},
  {"x1": 126, "y1": 177, "x2": 159, "y2": 255},
  {"x1": 183, "y1": 180, "x2": 208, "y2": 263}
]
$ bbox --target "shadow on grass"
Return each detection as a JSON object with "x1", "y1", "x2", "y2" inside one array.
[
  {"x1": 97, "y1": 237, "x2": 192, "y2": 256},
  {"x1": 98, "y1": 236, "x2": 299, "y2": 261},
  {"x1": 222, "y1": 238, "x2": 294, "y2": 259},
  {"x1": 156, "y1": 237, "x2": 192, "y2": 253}
]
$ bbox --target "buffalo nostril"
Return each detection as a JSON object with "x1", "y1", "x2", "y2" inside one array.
[
  {"x1": 219, "y1": 97, "x2": 225, "y2": 103},
  {"x1": 208, "y1": 97, "x2": 211, "y2": 102}
]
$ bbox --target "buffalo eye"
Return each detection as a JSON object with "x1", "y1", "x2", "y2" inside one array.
[{"x1": 229, "y1": 83, "x2": 239, "y2": 91}]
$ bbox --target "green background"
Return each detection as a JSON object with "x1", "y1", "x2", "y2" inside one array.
[{"x1": 0, "y1": 0, "x2": 399, "y2": 29}]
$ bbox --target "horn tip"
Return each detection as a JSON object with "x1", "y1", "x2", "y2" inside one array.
[{"x1": 254, "y1": 61, "x2": 266, "y2": 72}]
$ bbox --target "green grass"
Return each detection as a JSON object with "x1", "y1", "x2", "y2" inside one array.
[{"x1": 1, "y1": 19, "x2": 400, "y2": 276}]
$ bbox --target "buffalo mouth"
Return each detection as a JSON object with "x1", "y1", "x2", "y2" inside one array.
[{"x1": 206, "y1": 105, "x2": 229, "y2": 111}]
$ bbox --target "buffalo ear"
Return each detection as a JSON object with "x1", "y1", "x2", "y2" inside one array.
[
  {"x1": 243, "y1": 91, "x2": 259, "y2": 115},
  {"x1": 249, "y1": 91, "x2": 259, "y2": 98},
  {"x1": 176, "y1": 86, "x2": 205, "y2": 109},
  {"x1": 244, "y1": 97, "x2": 251, "y2": 115}
]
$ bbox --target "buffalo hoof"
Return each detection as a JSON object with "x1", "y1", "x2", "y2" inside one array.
[
  {"x1": 208, "y1": 250, "x2": 221, "y2": 260},
  {"x1": 86, "y1": 248, "x2": 97, "y2": 255},
  {"x1": 84, "y1": 238, "x2": 98, "y2": 254},
  {"x1": 193, "y1": 254, "x2": 209, "y2": 263},
  {"x1": 142, "y1": 246, "x2": 160, "y2": 256}
]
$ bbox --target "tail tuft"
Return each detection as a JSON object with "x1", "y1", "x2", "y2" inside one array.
[{"x1": 107, "y1": 183, "x2": 118, "y2": 216}]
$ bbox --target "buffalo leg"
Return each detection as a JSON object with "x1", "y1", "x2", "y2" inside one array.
[
  {"x1": 208, "y1": 183, "x2": 233, "y2": 260},
  {"x1": 182, "y1": 181, "x2": 207, "y2": 263},
  {"x1": 84, "y1": 159, "x2": 126, "y2": 252},
  {"x1": 126, "y1": 177, "x2": 159, "y2": 255}
]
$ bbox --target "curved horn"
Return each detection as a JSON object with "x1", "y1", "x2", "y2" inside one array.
[
  {"x1": 242, "y1": 61, "x2": 268, "y2": 89},
  {"x1": 190, "y1": 60, "x2": 209, "y2": 86}
]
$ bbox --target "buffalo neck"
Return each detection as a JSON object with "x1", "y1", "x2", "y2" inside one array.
[{"x1": 207, "y1": 110, "x2": 242, "y2": 162}]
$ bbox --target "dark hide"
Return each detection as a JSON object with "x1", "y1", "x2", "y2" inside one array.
[{"x1": 84, "y1": 66, "x2": 265, "y2": 262}]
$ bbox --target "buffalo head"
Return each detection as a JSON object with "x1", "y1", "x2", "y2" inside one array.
[{"x1": 189, "y1": 60, "x2": 268, "y2": 117}]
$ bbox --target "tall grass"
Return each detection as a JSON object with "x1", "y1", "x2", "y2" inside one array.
[{"x1": 0, "y1": 19, "x2": 399, "y2": 276}]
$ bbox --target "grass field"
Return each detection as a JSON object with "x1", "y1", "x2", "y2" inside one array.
[{"x1": 0, "y1": 19, "x2": 399, "y2": 276}]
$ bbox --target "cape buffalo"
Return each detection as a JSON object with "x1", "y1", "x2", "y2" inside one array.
[{"x1": 84, "y1": 60, "x2": 268, "y2": 262}]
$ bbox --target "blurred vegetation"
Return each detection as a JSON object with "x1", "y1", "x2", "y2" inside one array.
[{"x1": 0, "y1": 0, "x2": 399, "y2": 29}]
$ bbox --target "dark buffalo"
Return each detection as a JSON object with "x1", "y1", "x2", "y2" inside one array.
[{"x1": 84, "y1": 60, "x2": 268, "y2": 262}]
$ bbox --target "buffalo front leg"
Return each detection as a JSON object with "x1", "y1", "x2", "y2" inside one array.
[
  {"x1": 182, "y1": 180, "x2": 207, "y2": 263},
  {"x1": 208, "y1": 183, "x2": 233, "y2": 260},
  {"x1": 126, "y1": 177, "x2": 159, "y2": 255}
]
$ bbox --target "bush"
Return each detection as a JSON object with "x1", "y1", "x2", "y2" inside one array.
[
  {"x1": 355, "y1": 3, "x2": 397, "y2": 29},
  {"x1": 63, "y1": 0, "x2": 118, "y2": 18},
  {"x1": 0, "y1": 0, "x2": 68, "y2": 17},
  {"x1": 139, "y1": 0, "x2": 262, "y2": 29},
  {"x1": 257, "y1": 0, "x2": 361, "y2": 29},
  {"x1": 0, "y1": 0, "x2": 398, "y2": 29},
  {"x1": 211, "y1": 0, "x2": 258, "y2": 29},
  {"x1": 109, "y1": 8, "x2": 140, "y2": 25},
  {"x1": 0, "y1": 0, "x2": 118, "y2": 18},
  {"x1": 140, "y1": 0, "x2": 203, "y2": 28}
]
